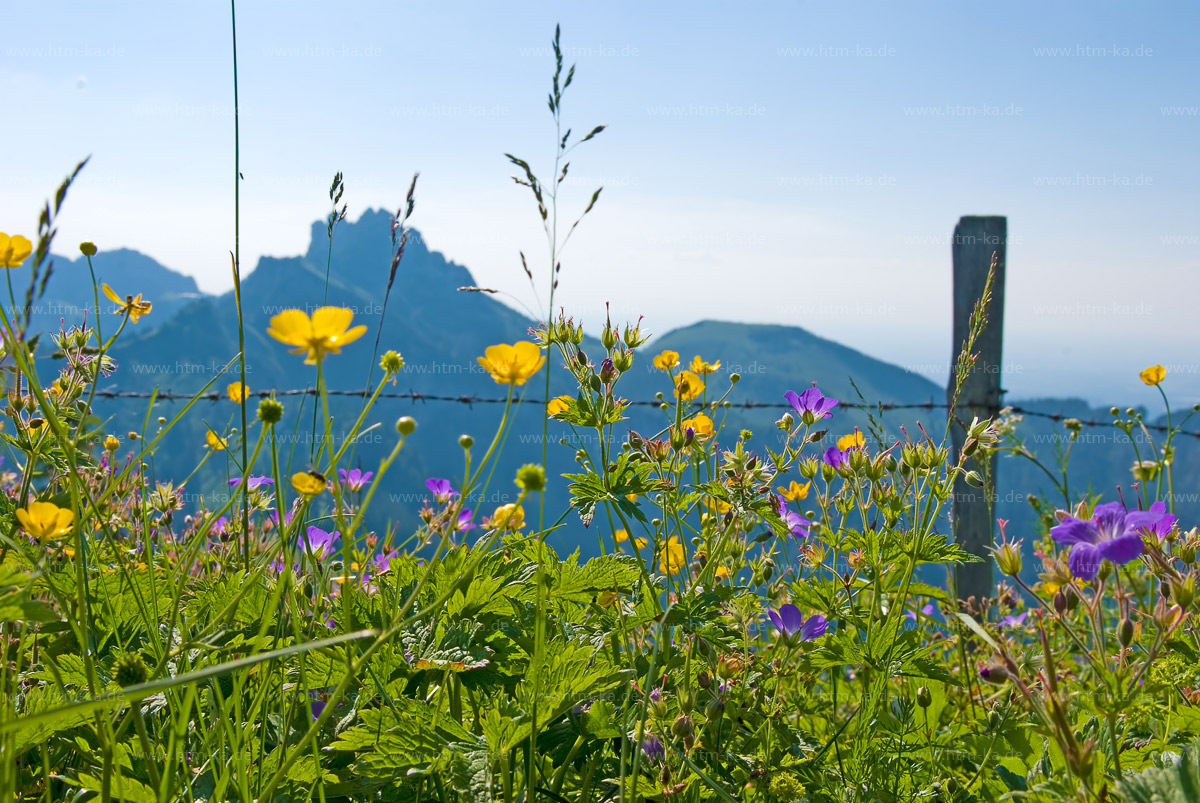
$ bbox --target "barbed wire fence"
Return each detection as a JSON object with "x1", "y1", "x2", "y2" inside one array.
[{"x1": 89, "y1": 387, "x2": 1200, "y2": 439}]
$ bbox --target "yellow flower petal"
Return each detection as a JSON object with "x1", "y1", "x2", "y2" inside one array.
[
  {"x1": 1139, "y1": 364, "x2": 1165, "y2": 386},
  {"x1": 15, "y1": 501, "x2": 75, "y2": 541},
  {"x1": 674, "y1": 371, "x2": 704, "y2": 401},
  {"x1": 652, "y1": 350, "x2": 679, "y2": 371},
  {"x1": 0, "y1": 233, "x2": 33, "y2": 269},
  {"x1": 227, "y1": 381, "x2": 248, "y2": 403},
  {"x1": 836, "y1": 431, "x2": 865, "y2": 451},
  {"x1": 477, "y1": 341, "x2": 545, "y2": 385},
  {"x1": 777, "y1": 480, "x2": 810, "y2": 502},
  {"x1": 291, "y1": 471, "x2": 327, "y2": 497}
]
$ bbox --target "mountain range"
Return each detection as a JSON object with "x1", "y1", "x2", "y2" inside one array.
[{"x1": 28, "y1": 209, "x2": 1194, "y2": 564}]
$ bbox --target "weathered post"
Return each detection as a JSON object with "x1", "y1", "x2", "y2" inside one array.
[{"x1": 948, "y1": 216, "x2": 1006, "y2": 602}]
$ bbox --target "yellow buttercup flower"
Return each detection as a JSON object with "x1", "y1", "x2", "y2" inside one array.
[
  {"x1": 652, "y1": 350, "x2": 679, "y2": 371},
  {"x1": 659, "y1": 537, "x2": 686, "y2": 575},
  {"x1": 689, "y1": 355, "x2": 721, "y2": 375},
  {"x1": 1139, "y1": 364, "x2": 1166, "y2": 386},
  {"x1": 267, "y1": 307, "x2": 367, "y2": 364},
  {"x1": 596, "y1": 590, "x2": 618, "y2": 608},
  {"x1": 614, "y1": 529, "x2": 648, "y2": 549},
  {"x1": 477, "y1": 341, "x2": 545, "y2": 385},
  {"x1": 778, "y1": 480, "x2": 810, "y2": 501},
  {"x1": 227, "y1": 381, "x2": 248, "y2": 403},
  {"x1": 104, "y1": 434, "x2": 120, "y2": 451},
  {"x1": 490, "y1": 503, "x2": 525, "y2": 530},
  {"x1": 715, "y1": 565, "x2": 730, "y2": 579},
  {"x1": 205, "y1": 431, "x2": 227, "y2": 451},
  {"x1": 16, "y1": 501, "x2": 74, "y2": 541},
  {"x1": 681, "y1": 413, "x2": 714, "y2": 439},
  {"x1": 291, "y1": 471, "x2": 327, "y2": 497},
  {"x1": 836, "y1": 431, "x2": 865, "y2": 451},
  {"x1": 0, "y1": 233, "x2": 33, "y2": 269},
  {"x1": 102, "y1": 283, "x2": 152, "y2": 323},
  {"x1": 701, "y1": 497, "x2": 731, "y2": 518},
  {"x1": 546, "y1": 395, "x2": 572, "y2": 416},
  {"x1": 674, "y1": 370, "x2": 704, "y2": 401},
  {"x1": 624, "y1": 493, "x2": 638, "y2": 503}
]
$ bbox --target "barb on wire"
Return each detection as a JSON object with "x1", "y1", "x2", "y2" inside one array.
[{"x1": 86, "y1": 387, "x2": 1200, "y2": 439}]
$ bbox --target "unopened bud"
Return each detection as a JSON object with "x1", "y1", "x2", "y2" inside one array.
[
  {"x1": 995, "y1": 541, "x2": 1022, "y2": 577},
  {"x1": 1119, "y1": 617, "x2": 1135, "y2": 648}
]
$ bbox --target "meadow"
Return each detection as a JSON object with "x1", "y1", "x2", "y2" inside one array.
[{"x1": 1, "y1": 22, "x2": 1198, "y2": 803}]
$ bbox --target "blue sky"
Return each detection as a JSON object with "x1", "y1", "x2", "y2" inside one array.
[{"x1": 3, "y1": 0, "x2": 1197, "y2": 408}]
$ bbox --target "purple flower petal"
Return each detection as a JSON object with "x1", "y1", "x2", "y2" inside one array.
[
  {"x1": 801, "y1": 614, "x2": 828, "y2": 641},
  {"x1": 777, "y1": 604, "x2": 804, "y2": 635},
  {"x1": 1067, "y1": 543, "x2": 1102, "y2": 581},
  {"x1": 1095, "y1": 532, "x2": 1144, "y2": 565},
  {"x1": 1050, "y1": 517, "x2": 1099, "y2": 546}
]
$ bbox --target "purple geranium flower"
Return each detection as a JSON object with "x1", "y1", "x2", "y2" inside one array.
[
  {"x1": 299, "y1": 525, "x2": 339, "y2": 560},
  {"x1": 1000, "y1": 611, "x2": 1029, "y2": 628},
  {"x1": 641, "y1": 735, "x2": 665, "y2": 762},
  {"x1": 209, "y1": 516, "x2": 229, "y2": 536},
  {"x1": 370, "y1": 551, "x2": 392, "y2": 574},
  {"x1": 228, "y1": 475, "x2": 274, "y2": 490},
  {"x1": 310, "y1": 699, "x2": 327, "y2": 721},
  {"x1": 339, "y1": 468, "x2": 373, "y2": 492},
  {"x1": 768, "y1": 603, "x2": 828, "y2": 641},
  {"x1": 453, "y1": 508, "x2": 476, "y2": 532},
  {"x1": 773, "y1": 494, "x2": 811, "y2": 538},
  {"x1": 784, "y1": 385, "x2": 839, "y2": 424},
  {"x1": 904, "y1": 602, "x2": 939, "y2": 623},
  {"x1": 426, "y1": 477, "x2": 460, "y2": 504},
  {"x1": 1050, "y1": 500, "x2": 1170, "y2": 581},
  {"x1": 823, "y1": 446, "x2": 849, "y2": 469}
]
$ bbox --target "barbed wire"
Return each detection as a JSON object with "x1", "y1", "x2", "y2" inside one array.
[{"x1": 88, "y1": 387, "x2": 1200, "y2": 439}]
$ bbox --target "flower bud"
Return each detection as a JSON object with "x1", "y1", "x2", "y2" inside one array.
[
  {"x1": 598, "y1": 358, "x2": 618, "y2": 384},
  {"x1": 995, "y1": 541, "x2": 1022, "y2": 577},
  {"x1": 379, "y1": 350, "x2": 405, "y2": 374},
  {"x1": 729, "y1": 372, "x2": 740, "y2": 384},
  {"x1": 458, "y1": 434, "x2": 474, "y2": 449},
  {"x1": 114, "y1": 651, "x2": 149, "y2": 687},
  {"x1": 1170, "y1": 575, "x2": 1196, "y2": 611},
  {"x1": 79, "y1": 241, "x2": 98, "y2": 256},
  {"x1": 1118, "y1": 617, "x2": 1135, "y2": 648},
  {"x1": 515, "y1": 463, "x2": 546, "y2": 493},
  {"x1": 798, "y1": 457, "x2": 819, "y2": 479},
  {"x1": 978, "y1": 665, "x2": 1011, "y2": 684},
  {"x1": 697, "y1": 671, "x2": 711, "y2": 690},
  {"x1": 600, "y1": 323, "x2": 618, "y2": 351},
  {"x1": 623, "y1": 320, "x2": 650, "y2": 348},
  {"x1": 613, "y1": 349, "x2": 634, "y2": 373},
  {"x1": 1053, "y1": 591, "x2": 1068, "y2": 615},
  {"x1": 257, "y1": 398, "x2": 284, "y2": 424},
  {"x1": 669, "y1": 426, "x2": 686, "y2": 451},
  {"x1": 671, "y1": 714, "x2": 694, "y2": 739},
  {"x1": 776, "y1": 413, "x2": 794, "y2": 431},
  {"x1": 916, "y1": 686, "x2": 932, "y2": 708},
  {"x1": 396, "y1": 416, "x2": 416, "y2": 436}
]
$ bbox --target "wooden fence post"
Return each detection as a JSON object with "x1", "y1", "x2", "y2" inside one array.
[{"x1": 948, "y1": 216, "x2": 1006, "y2": 602}]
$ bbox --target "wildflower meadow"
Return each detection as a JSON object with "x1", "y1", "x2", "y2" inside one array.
[{"x1": 1, "y1": 16, "x2": 1199, "y2": 803}]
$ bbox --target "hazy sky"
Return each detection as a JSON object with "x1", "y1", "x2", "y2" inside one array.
[{"x1": 4, "y1": 0, "x2": 1197, "y2": 409}]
